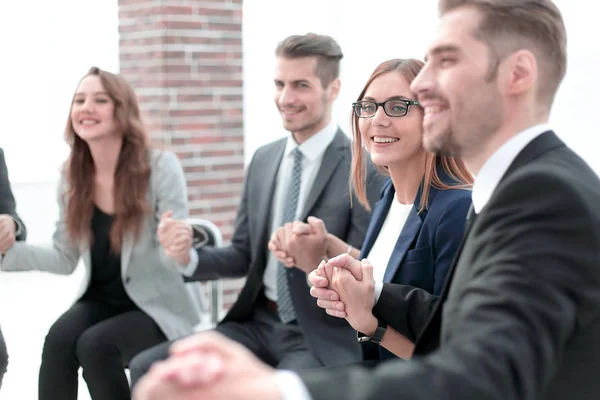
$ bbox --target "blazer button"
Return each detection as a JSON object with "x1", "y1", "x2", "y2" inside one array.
[{"x1": 125, "y1": 276, "x2": 131, "y2": 284}]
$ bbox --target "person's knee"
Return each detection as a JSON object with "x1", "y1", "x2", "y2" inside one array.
[
  {"x1": 128, "y1": 350, "x2": 152, "y2": 388},
  {"x1": 129, "y1": 342, "x2": 171, "y2": 388},
  {"x1": 0, "y1": 343, "x2": 8, "y2": 376},
  {"x1": 0, "y1": 329, "x2": 7, "y2": 389},
  {"x1": 42, "y1": 322, "x2": 79, "y2": 361},
  {"x1": 75, "y1": 326, "x2": 114, "y2": 368}
]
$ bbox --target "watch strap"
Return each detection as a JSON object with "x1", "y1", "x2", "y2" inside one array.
[{"x1": 357, "y1": 320, "x2": 387, "y2": 344}]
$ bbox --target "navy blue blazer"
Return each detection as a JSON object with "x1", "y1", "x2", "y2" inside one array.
[{"x1": 359, "y1": 168, "x2": 472, "y2": 360}]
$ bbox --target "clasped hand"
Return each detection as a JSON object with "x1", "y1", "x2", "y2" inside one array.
[
  {"x1": 267, "y1": 216, "x2": 328, "y2": 275},
  {"x1": 0, "y1": 214, "x2": 17, "y2": 255},
  {"x1": 157, "y1": 210, "x2": 193, "y2": 265},
  {"x1": 308, "y1": 254, "x2": 378, "y2": 336},
  {"x1": 132, "y1": 332, "x2": 281, "y2": 400}
]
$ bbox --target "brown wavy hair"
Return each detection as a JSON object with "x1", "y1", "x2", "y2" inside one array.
[
  {"x1": 63, "y1": 66, "x2": 151, "y2": 253},
  {"x1": 351, "y1": 59, "x2": 473, "y2": 211}
]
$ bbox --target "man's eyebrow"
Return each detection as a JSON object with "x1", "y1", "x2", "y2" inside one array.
[
  {"x1": 424, "y1": 44, "x2": 461, "y2": 61},
  {"x1": 274, "y1": 79, "x2": 311, "y2": 84}
]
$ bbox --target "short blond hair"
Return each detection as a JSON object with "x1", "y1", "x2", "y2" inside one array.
[
  {"x1": 439, "y1": 0, "x2": 567, "y2": 107},
  {"x1": 275, "y1": 33, "x2": 343, "y2": 88}
]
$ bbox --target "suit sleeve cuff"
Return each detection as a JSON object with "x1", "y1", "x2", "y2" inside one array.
[
  {"x1": 374, "y1": 281, "x2": 383, "y2": 304},
  {"x1": 13, "y1": 217, "x2": 22, "y2": 237},
  {"x1": 179, "y1": 248, "x2": 199, "y2": 277},
  {"x1": 275, "y1": 370, "x2": 313, "y2": 400}
]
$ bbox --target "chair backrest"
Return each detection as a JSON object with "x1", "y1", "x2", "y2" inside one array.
[
  {"x1": 188, "y1": 218, "x2": 223, "y2": 249},
  {"x1": 185, "y1": 218, "x2": 224, "y2": 330}
]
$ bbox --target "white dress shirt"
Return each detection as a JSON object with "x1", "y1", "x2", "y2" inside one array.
[
  {"x1": 262, "y1": 121, "x2": 338, "y2": 301},
  {"x1": 366, "y1": 196, "x2": 413, "y2": 292},
  {"x1": 276, "y1": 123, "x2": 553, "y2": 400},
  {"x1": 367, "y1": 195, "x2": 413, "y2": 303}
]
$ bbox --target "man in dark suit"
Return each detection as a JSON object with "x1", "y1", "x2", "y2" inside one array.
[
  {"x1": 131, "y1": 1, "x2": 600, "y2": 400},
  {"x1": 0, "y1": 147, "x2": 27, "y2": 389},
  {"x1": 128, "y1": 33, "x2": 385, "y2": 386}
]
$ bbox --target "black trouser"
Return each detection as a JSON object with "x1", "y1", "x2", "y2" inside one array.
[
  {"x1": 38, "y1": 300, "x2": 166, "y2": 400},
  {"x1": 129, "y1": 304, "x2": 321, "y2": 388},
  {"x1": 0, "y1": 325, "x2": 7, "y2": 390}
]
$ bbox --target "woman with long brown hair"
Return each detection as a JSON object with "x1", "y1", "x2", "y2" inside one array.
[
  {"x1": 271, "y1": 58, "x2": 473, "y2": 361},
  {"x1": 0, "y1": 67, "x2": 202, "y2": 399}
]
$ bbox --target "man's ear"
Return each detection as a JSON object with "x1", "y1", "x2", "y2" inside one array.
[
  {"x1": 505, "y1": 49, "x2": 537, "y2": 96},
  {"x1": 328, "y1": 78, "x2": 341, "y2": 101}
]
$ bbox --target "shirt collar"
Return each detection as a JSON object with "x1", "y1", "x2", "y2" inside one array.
[
  {"x1": 283, "y1": 120, "x2": 338, "y2": 162},
  {"x1": 472, "y1": 123, "x2": 551, "y2": 213}
]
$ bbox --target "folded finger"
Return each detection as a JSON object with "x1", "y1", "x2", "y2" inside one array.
[
  {"x1": 308, "y1": 274, "x2": 330, "y2": 289},
  {"x1": 325, "y1": 308, "x2": 347, "y2": 319},
  {"x1": 291, "y1": 223, "x2": 312, "y2": 235},
  {"x1": 310, "y1": 287, "x2": 340, "y2": 301},
  {"x1": 284, "y1": 258, "x2": 295, "y2": 267},
  {"x1": 317, "y1": 299, "x2": 345, "y2": 311}
]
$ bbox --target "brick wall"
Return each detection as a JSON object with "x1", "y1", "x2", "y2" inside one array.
[{"x1": 118, "y1": 0, "x2": 245, "y2": 311}]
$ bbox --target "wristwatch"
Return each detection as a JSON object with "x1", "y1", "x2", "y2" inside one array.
[{"x1": 357, "y1": 319, "x2": 387, "y2": 344}]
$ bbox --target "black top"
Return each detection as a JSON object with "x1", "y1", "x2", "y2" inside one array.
[{"x1": 81, "y1": 205, "x2": 137, "y2": 310}]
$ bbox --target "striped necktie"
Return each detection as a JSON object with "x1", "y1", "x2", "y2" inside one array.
[{"x1": 276, "y1": 148, "x2": 303, "y2": 323}]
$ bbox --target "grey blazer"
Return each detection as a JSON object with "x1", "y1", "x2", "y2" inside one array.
[
  {"x1": 186, "y1": 129, "x2": 387, "y2": 366},
  {"x1": 0, "y1": 150, "x2": 201, "y2": 340}
]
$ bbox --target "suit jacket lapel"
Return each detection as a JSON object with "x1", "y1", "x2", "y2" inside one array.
[
  {"x1": 381, "y1": 181, "x2": 439, "y2": 283},
  {"x1": 298, "y1": 129, "x2": 346, "y2": 220},
  {"x1": 383, "y1": 206, "x2": 423, "y2": 282},
  {"x1": 255, "y1": 140, "x2": 286, "y2": 254},
  {"x1": 359, "y1": 181, "x2": 393, "y2": 259},
  {"x1": 436, "y1": 204, "x2": 477, "y2": 301},
  {"x1": 121, "y1": 233, "x2": 134, "y2": 280},
  {"x1": 501, "y1": 131, "x2": 562, "y2": 183},
  {"x1": 412, "y1": 203, "x2": 476, "y2": 354}
]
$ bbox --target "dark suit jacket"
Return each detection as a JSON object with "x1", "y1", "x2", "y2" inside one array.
[
  {"x1": 361, "y1": 171, "x2": 471, "y2": 294},
  {"x1": 186, "y1": 129, "x2": 387, "y2": 366},
  {"x1": 0, "y1": 148, "x2": 26, "y2": 241},
  {"x1": 360, "y1": 167, "x2": 471, "y2": 360},
  {"x1": 300, "y1": 131, "x2": 600, "y2": 399}
]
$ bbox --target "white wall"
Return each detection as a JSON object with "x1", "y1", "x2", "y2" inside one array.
[
  {"x1": 242, "y1": 0, "x2": 600, "y2": 173},
  {"x1": 1, "y1": 0, "x2": 120, "y2": 184}
]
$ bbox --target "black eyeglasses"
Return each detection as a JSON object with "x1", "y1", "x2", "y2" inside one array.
[{"x1": 352, "y1": 99, "x2": 420, "y2": 118}]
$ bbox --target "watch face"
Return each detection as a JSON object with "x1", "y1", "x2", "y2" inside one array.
[{"x1": 356, "y1": 332, "x2": 371, "y2": 343}]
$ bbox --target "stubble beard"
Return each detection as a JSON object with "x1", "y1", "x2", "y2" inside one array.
[{"x1": 423, "y1": 124, "x2": 461, "y2": 157}]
